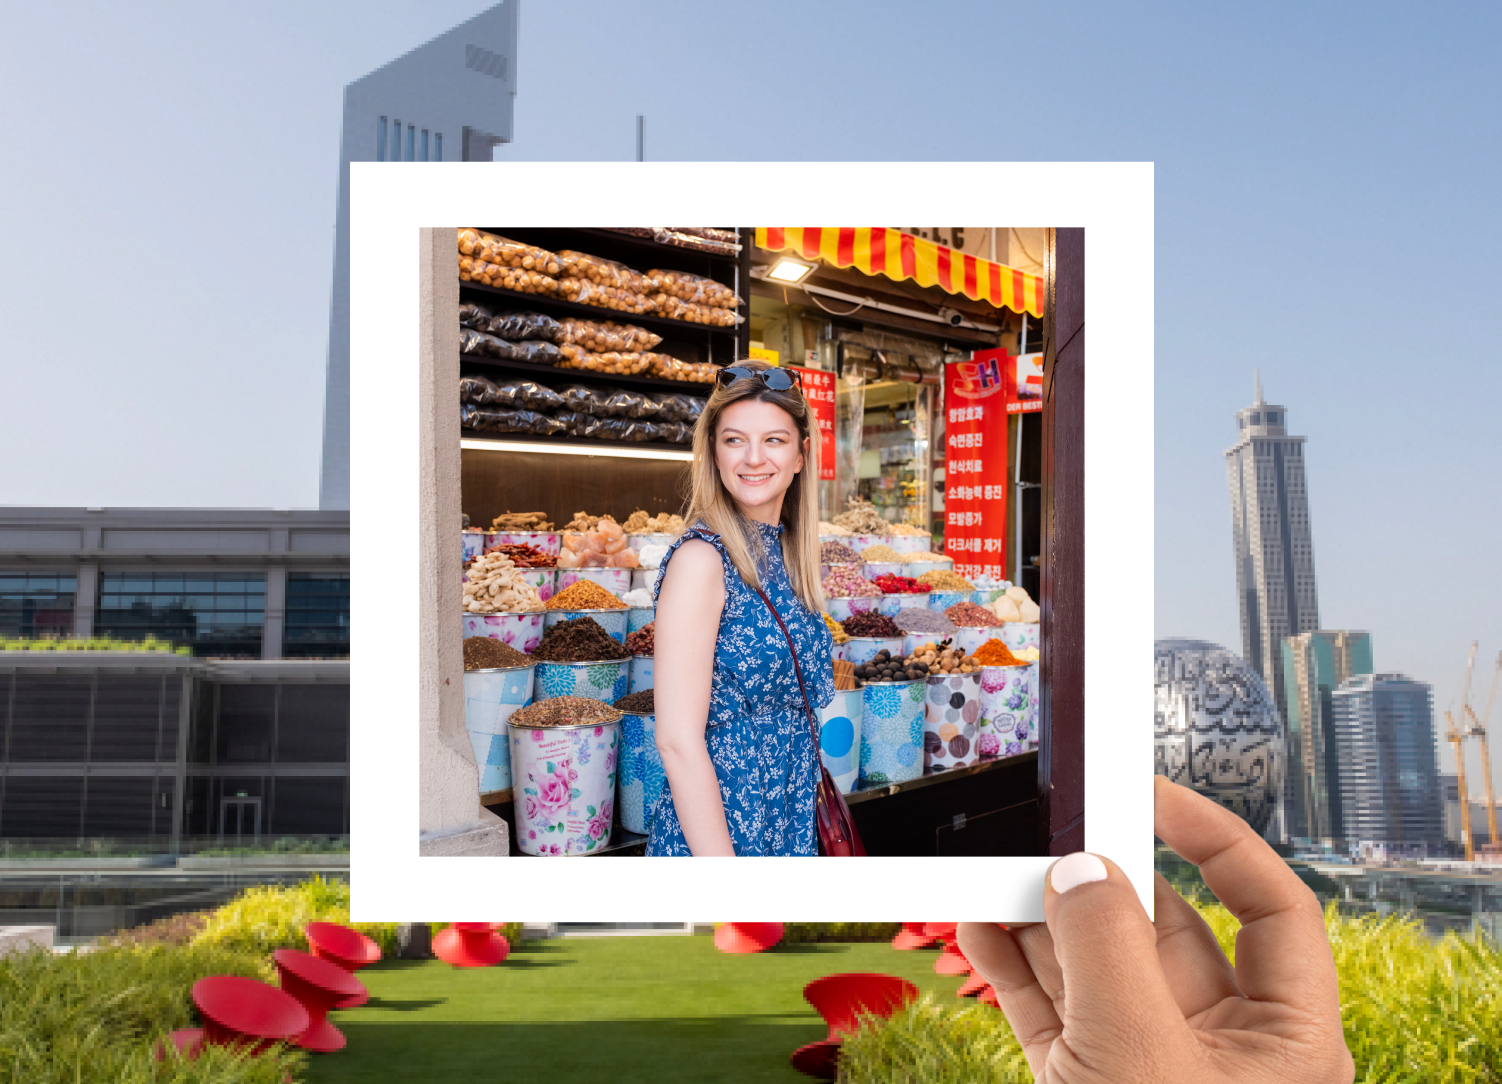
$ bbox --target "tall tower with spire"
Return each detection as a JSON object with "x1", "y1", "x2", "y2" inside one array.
[{"x1": 1226, "y1": 374, "x2": 1321, "y2": 839}]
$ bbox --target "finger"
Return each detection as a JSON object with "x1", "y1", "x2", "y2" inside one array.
[
  {"x1": 1153, "y1": 775, "x2": 1340, "y2": 1016},
  {"x1": 1151, "y1": 871, "x2": 1245, "y2": 1019},
  {"x1": 1043, "y1": 852, "x2": 1192, "y2": 1058},
  {"x1": 956, "y1": 923, "x2": 1060, "y2": 1080}
]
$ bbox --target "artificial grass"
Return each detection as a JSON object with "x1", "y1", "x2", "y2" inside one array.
[{"x1": 303, "y1": 934, "x2": 971, "y2": 1084}]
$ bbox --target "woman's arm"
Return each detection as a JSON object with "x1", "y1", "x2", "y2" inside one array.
[{"x1": 652, "y1": 538, "x2": 734, "y2": 856}]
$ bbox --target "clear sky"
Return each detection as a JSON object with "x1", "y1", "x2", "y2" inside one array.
[{"x1": 2, "y1": 2, "x2": 1498, "y2": 797}]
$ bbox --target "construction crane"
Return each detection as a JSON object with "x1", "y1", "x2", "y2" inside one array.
[
  {"x1": 1446, "y1": 707, "x2": 1475, "y2": 862},
  {"x1": 1460, "y1": 643, "x2": 1501, "y2": 851}
]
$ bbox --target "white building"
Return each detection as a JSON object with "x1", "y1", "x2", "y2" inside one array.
[{"x1": 319, "y1": 2, "x2": 520, "y2": 510}]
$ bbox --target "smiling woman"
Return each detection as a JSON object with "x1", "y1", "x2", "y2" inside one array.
[{"x1": 646, "y1": 358, "x2": 835, "y2": 857}]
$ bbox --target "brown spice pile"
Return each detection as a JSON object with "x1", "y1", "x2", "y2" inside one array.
[
  {"x1": 625, "y1": 622, "x2": 655, "y2": 655},
  {"x1": 533, "y1": 617, "x2": 631, "y2": 662},
  {"x1": 491, "y1": 511, "x2": 553, "y2": 531},
  {"x1": 463, "y1": 636, "x2": 532, "y2": 670},
  {"x1": 613, "y1": 689, "x2": 655, "y2": 713},
  {"x1": 546, "y1": 580, "x2": 627, "y2": 610},
  {"x1": 944, "y1": 602, "x2": 999, "y2": 628},
  {"x1": 917, "y1": 569, "x2": 975, "y2": 591},
  {"x1": 510, "y1": 696, "x2": 623, "y2": 727}
]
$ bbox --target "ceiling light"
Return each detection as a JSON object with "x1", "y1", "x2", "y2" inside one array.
[{"x1": 766, "y1": 256, "x2": 815, "y2": 284}]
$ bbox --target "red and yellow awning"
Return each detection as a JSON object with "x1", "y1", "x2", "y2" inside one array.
[{"x1": 755, "y1": 227, "x2": 1043, "y2": 318}]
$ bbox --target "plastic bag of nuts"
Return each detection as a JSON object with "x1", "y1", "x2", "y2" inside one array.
[
  {"x1": 457, "y1": 229, "x2": 563, "y2": 276},
  {"x1": 458, "y1": 254, "x2": 560, "y2": 296},
  {"x1": 646, "y1": 269, "x2": 741, "y2": 309},
  {"x1": 557, "y1": 318, "x2": 662, "y2": 352},
  {"x1": 558, "y1": 344, "x2": 653, "y2": 375},
  {"x1": 459, "y1": 329, "x2": 563, "y2": 365}
]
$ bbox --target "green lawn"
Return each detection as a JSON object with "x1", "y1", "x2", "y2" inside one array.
[{"x1": 305, "y1": 934, "x2": 970, "y2": 1084}]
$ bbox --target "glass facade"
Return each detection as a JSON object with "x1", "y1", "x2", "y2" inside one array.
[
  {"x1": 95, "y1": 572, "x2": 265, "y2": 658},
  {"x1": 283, "y1": 574, "x2": 350, "y2": 658},
  {"x1": 0, "y1": 573, "x2": 76, "y2": 638}
]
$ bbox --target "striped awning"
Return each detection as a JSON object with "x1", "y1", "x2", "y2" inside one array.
[{"x1": 755, "y1": 227, "x2": 1044, "y2": 318}]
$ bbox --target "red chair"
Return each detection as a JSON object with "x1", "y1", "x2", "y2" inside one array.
[
  {"x1": 790, "y1": 972, "x2": 919, "y2": 1079},
  {"x1": 891, "y1": 922, "x2": 939, "y2": 950},
  {"x1": 153, "y1": 1028, "x2": 205, "y2": 1061},
  {"x1": 191, "y1": 976, "x2": 309, "y2": 1055},
  {"x1": 713, "y1": 922, "x2": 784, "y2": 954},
  {"x1": 957, "y1": 971, "x2": 991, "y2": 997},
  {"x1": 433, "y1": 922, "x2": 510, "y2": 967},
  {"x1": 304, "y1": 921, "x2": 381, "y2": 1008},
  {"x1": 273, "y1": 949, "x2": 367, "y2": 1053},
  {"x1": 977, "y1": 985, "x2": 1000, "y2": 1007},
  {"x1": 921, "y1": 922, "x2": 958, "y2": 941},
  {"x1": 934, "y1": 942, "x2": 972, "y2": 976}
]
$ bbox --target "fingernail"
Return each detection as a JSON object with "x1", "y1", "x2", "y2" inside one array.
[{"x1": 1050, "y1": 852, "x2": 1108, "y2": 893}]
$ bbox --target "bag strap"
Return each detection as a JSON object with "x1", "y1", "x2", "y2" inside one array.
[{"x1": 750, "y1": 584, "x2": 820, "y2": 744}]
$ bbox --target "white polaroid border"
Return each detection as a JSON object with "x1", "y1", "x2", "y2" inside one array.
[{"x1": 349, "y1": 162, "x2": 1153, "y2": 923}]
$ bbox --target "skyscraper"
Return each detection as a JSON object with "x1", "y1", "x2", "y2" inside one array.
[
  {"x1": 1226, "y1": 374, "x2": 1320, "y2": 719},
  {"x1": 1283, "y1": 630, "x2": 1374, "y2": 842},
  {"x1": 319, "y1": 2, "x2": 520, "y2": 510},
  {"x1": 1331, "y1": 673, "x2": 1443, "y2": 856}
]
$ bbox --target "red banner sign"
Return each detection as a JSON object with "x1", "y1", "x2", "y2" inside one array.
[
  {"x1": 943, "y1": 358, "x2": 1009, "y2": 580},
  {"x1": 792, "y1": 366, "x2": 837, "y2": 481},
  {"x1": 972, "y1": 347, "x2": 1043, "y2": 414}
]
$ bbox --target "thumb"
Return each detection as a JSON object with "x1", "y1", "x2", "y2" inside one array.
[{"x1": 1044, "y1": 852, "x2": 1190, "y2": 1060}]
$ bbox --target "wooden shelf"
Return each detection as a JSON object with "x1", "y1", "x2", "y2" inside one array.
[
  {"x1": 461, "y1": 428, "x2": 693, "y2": 457},
  {"x1": 844, "y1": 749, "x2": 1038, "y2": 806},
  {"x1": 459, "y1": 353, "x2": 716, "y2": 396}
]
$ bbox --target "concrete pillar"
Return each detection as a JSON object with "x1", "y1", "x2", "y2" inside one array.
[
  {"x1": 73, "y1": 562, "x2": 98, "y2": 639},
  {"x1": 263, "y1": 566, "x2": 287, "y2": 660},
  {"x1": 416, "y1": 226, "x2": 509, "y2": 857}
]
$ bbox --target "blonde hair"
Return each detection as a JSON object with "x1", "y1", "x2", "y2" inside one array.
[{"x1": 684, "y1": 359, "x2": 825, "y2": 614}]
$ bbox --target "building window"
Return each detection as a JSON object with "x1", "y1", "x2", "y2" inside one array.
[
  {"x1": 407, "y1": 124, "x2": 415, "y2": 161},
  {"x1": 422, "y1": 129, "x2": 429, "y2": 161},
  {"x1": 1267, "y1": 411, "x2": 1281, "y2": 425},
  {"x1": 0, "y1": 573, "x2": 76, "y2": 638},
  {"x1": 1250, "y1": 412, "x2": 1262, "y2": 425},
  {"x1": 393, "y1": 119, "x2": 401, "y2": 161},
  {"x1": 435, "y1": 132, "x2": 442, "y2": 161},
  {"x1": 96, "y1": 572, "x2": 265, "y2": 658},
  {"x1": 283, "y1": 574, "x2": 350, "y2": 659},
  {"x1": 377, "y1": 116, "x2": 387, "y2": 161}
]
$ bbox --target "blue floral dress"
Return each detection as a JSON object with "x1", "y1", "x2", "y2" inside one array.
[{"x1": 645, "y1": 520, "x2": 835, "y2": 857}]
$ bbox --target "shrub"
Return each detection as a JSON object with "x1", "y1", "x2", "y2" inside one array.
[
  {"x1": 190, "y1": 875, "x2": 403, "y2": 957},
  {"x1": 0, "y1": 943, "x2": 302, "y2": 1084},
  {"x1": 838, "y1": 994, "x2": 1029, "y2": 1083},
  {"x1": 780, "y1": 923, "x2": 902, "y2": 945}
]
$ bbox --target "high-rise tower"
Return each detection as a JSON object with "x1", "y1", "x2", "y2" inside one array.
[
  {"x1": 1283, "y1": 630, "x2": 1373, "y2": 842},
  {"x1": 1226, "y1": 374, "x2": 1320, "y2": 723}
]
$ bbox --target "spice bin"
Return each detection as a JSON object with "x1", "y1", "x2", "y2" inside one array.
[
  {"x1": 462, "y1": 662, "x2": 536, "y2": 794},
  {"x1": 461, "y1": 611, "x2": 546, "y2": 654},
  {"x1": 517, "y1": 568, "x2": 557, "y2": 603},
  {"x1": 887, "y1": 534, "x2": 932, "y2": 555},
  {"x1": 544, "y1": 607, "x2": 628, "y2": 644},
  {"x1": 628, "y1": 654, "x2": 654, "y2": 693},
  {"x1": 926, "y1": 589, "x2": 974, "y2": 613},
  {"x1": 819, "y1": 562, "x2": 862, "y2": 581},
  {"x1": 629, "y1": 567, "x2": 664, "y2": 594},
  {"x1": 923, "y1": 671, "x2": 981, "y2": 772},
  {"x1": 616, "y1": 710, "x2": 665, "y2": 835},
  {"x1": 627, "y1": 532, "x2": 677, "y2": 554},
  {"x1": 488, "y1": 530, "x2": 560, "y2": 556},
  {"x1": 858, "y1": 677, "x2": 927, "y2": 786},
  {"x1": 816, "y1": 686, "x2": 864, "y2": 794},
  {"x1": 976, "y1": 663, "x2": 1034, "y2": 759},
  {"x1": 533, "y1": 658, "x2": 630, "y2": 703},
  {"x1": 825, "y1": 596, "x2": 881, "y2": 623},
  {"x1": 1000, "y1": 623, "x2": 1040, "y2": 651},
  {"x1": 863, "y1": 562, "x2": 904, "y2": 579},
  {"x1": 844, "y1": 534, "x2": 883, "y2": 555},
  {"x1": 626, "y1": 606, "x2": 654, "y2": 634},
  {"x1": 509, "y1": 716, "x2": 620, "y2": 856},
  {"x1": 954, "y1": 626, "x2": 1006, "y2": 655},
  {"x1": 556, "y1": 568, "x2": 632, "y2": 596},
  {"x1": 462, "y1": 530, "x2": 487, "y2": 561},
  {"x1": 876, "y1": 594, "x2": 905, "y2": 618},
  {"x1": 845, "y1": 636, "x2": 907, "y2": 665}
]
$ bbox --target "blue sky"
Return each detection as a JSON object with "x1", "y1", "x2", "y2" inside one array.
[{"x1": 2, "y1": 2, "x2": 1499, "y2": 791}]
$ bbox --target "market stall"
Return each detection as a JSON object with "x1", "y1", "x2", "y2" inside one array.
[{"x1": 442, "y1": 226, "x2": 1056, "y2": 857}]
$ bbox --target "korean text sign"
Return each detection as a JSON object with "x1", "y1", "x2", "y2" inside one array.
[
  {"x1": 792, "y1": 367, "x2": 837, "y2": 481},
  {"x1": 943, "y1": 357, "x2": 1009, "y2": 579}
]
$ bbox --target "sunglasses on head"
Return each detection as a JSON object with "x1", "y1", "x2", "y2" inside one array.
[{"x1": 714, "y1": 365, "x2": 802, "y2": 392}]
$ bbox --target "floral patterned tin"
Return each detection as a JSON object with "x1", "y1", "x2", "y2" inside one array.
[
  {"x1": 886, "y1": 534, "x2": 932, "y2": 555},
  {"x1": 543, "y1": 607, "x2": 628, "y2": 644},
  {"x1": 816, "y1": 687, "x2": 864, "y2": 794},
  {"x1": 509, "y1": 717, "x2": 619, "y2": 856},
  {"x1": 626, "y1": 532, "x2": 677, "y2": 554},
  {"x1": 462, "y1": 662, "x2": 536, "y2": 794},
  {"x1": 487, "y1": 530, "x2": 560, "y2": 556},
  {"x1": 532, "y1": 659, "x2": 630, "y2": 704},
  {"x1": 923, "y1": 671, "x2": 982, "y2": 772},
  {"x1": 516, "y1": 568, "x2": 556, "y2": 603},
  {"x1": 858, "y1": 677, "x2": 927, "y2": 787},
  {"x1": 616, "y1": 711, "x2": 665, "y2": 836},
  {"x1": 863, "y1": 561, "x2": 904, "y2": 579},
  {"x1": 844, "y1": 636, "x2": 906, "y2": 665},
  {"x1": 556, "y1": 567, "x2": 632, "y2": 596},
  {"x1": 844, "y1": 534, "x2": 883, "y2": 555},
  {"x1": 976, "y1": 663, "x2": 1034, "y2": 759},
  {"x1": 825, "y1": 596, "x2": 881, "y2": 622},
  {"x1": 628, "y1": 654, "x2": 654, "y2": 693},
  {"x1": 626, "y1": 606, "x2": 655, "y2": 634},
  {"x1": 462, "y1": 530, "x2": 487, "y2": 562},
  {"x1": 954, "y1": 625, "x2": 1006, "y2": 655},
  {"x1": 999, "y1": 623, "x2": 1040, "y2": 651},
  {"x1": 927, "y1": 589, "x2": 975, "y2": 612},
  {"x1": 461, "y1": 611, "x2": 545, "y2": 654}
]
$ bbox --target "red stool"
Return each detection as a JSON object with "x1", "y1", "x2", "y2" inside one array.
[
  {"x1": 934, "y1": 942, "x2": 972, "y2": 975},
  {"x1": 977, "y1": 985, "x2": 1000, "y2": 1007},
  {"x1": 891, "y1": 922, "x2": 938, "y2": 950},
  {"x1": 957, "y1": 971, "x2": 991, "y2": 997},
  {"x1": 791, "y1": 973, "x2": 919, "y2": 1079},
  {"x1": 713, "y1": 922, "x2": 784, "y2": 954},
  {"x1": 432, "y1": 922, "x2": 510, "y2": 967},
  {"x1": 191, "y1": 976, "x2": 309, "y2": 1055},
  {"x1": 272, "y1": 949, "x2": 367, "y2": 1053},
  {"x1": 153, "y1": 1028, "x2": 205, "y2": 1061},
  {"x1": 921, "y1": 922, "x2": 958, "y2": 942},
  {"x1": 304, "y1": 921, "x2": 381, "y2": 1008}
]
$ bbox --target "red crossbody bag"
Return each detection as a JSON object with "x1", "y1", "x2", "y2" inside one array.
[{"x1": 752, "y1": 585, "x2": 867, "y2": 857}]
